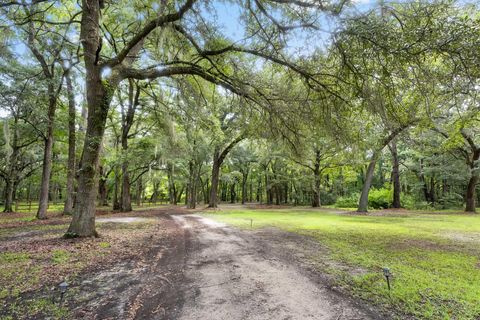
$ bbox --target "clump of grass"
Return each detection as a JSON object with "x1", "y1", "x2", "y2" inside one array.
[
  {"x1": 51, "y1": 249, "x2": 71, "y2": 264},
  {"x1": 98, "y1": 241, "x2": 110, "y2": 248}
]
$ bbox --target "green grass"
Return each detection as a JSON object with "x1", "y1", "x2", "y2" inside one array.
[{"x1": 204, "y1": 208, "x2": 480, "y2": 320}]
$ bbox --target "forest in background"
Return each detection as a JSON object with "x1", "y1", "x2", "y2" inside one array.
[{"x1": 0, "y1": 0, "x2": 479, "y2": 237}]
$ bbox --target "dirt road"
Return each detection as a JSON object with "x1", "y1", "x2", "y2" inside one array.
[
  {"x1": 73, "y1": 213, "x2": 384, "y2": 319},
  {"x1": 173, "y1": 214, "x2": 381, "y2": 320}
]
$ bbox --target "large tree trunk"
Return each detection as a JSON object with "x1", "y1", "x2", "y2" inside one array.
[
  {"x1": 113, "y1": 165, "x2": 121, "y2": 210},
  {"x1": 208, "y1": 136, "x2": 244, "y2": 208},
  {"x1": 208, "y1": 150, "x2": 221, "y2": 208},
  {"x1": 358, "y1": 152, "x2": 379, "y2": 212},
  {"x1": 167, "y1": 162, "x2": 177, "y2": 205},
  {"x1": 465, "y1": 175, "x2": 478, "y2": 213},
  {"x1": 187, "y1": 160, "x2": 199, "y2": 209},
  {"x1": 241, "y1": 170, "x2": 248, "y2": 204},
  {"x1": 4, "y1": 117, "x2": 19, "y2": 213},
  {"x1": 67, "y1": 76, "x2": 114, "y2": 236},
  {"x1": 357, "y1": 125, "x2": 408, "y2": 212},
  {"x1": 4, "y1": 179, "x2": 15, "y2": 213},
  {"x1": 36, "y1": 83, "x2": 57, "y2": 220},
  {"x1": 121, "y1": 160, "x2": 132, "y2": 211},
  {"x1": 389, "y1": 141, "x2": 401, "y2": 208},
  {"x1": 312, "y1": 149, "x2": 321, "y2": 208},
  {"x1": 119, "y1": 80, "x2": 139, "y2": 212},
  {"x1": 465, "y1": 149, "x2": 480, "y2": 213},
  {"x1": 63, "y1": 67, "x2": 76, "y2": 215},
  {"x1": 66, "y1": 0, "x2": 118, "y2": 236},
  {"x1": 136, "y1": 176, "x2": 142, "y2": 206}
]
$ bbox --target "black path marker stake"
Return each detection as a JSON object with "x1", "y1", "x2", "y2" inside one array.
[
  {"x1": 383, "y1": 267, "x2": 391, "y2": 291},
  {"x1": 59, "y1": 281, "x2": 68, "y2": 304},
  {"x1": 250, "y1": 219, "x2": 253, "y2": 228}
]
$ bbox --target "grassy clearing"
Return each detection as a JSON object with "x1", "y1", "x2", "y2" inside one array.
[{"x1": 204, "y1": 208, "x2": 480, "y2": 320}]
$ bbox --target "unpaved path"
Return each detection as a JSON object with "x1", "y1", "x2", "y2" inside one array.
[
  {"x1": 72, "y1": 212, "x2": 384, "y2": 319},
  {"x1": 173, "y1": 214, "x2": 382, "y2": 320}
]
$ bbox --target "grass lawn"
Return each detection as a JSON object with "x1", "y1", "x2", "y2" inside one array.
[{"x1": 204, "y1": 208, "x2": 480, "y2": 320}]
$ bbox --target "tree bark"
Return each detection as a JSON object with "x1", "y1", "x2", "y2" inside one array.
[
  {"x1": 465, "y1": 149, "x2": 480, "y2": 213},
  {"x1": 119, "y1": 80, "x2": 140, "y2": 212},
  {"x1": 358, "y1": 151, "x2": 379, "y2": 212},
  {"x1": 465, "y1": 175, "x2": 478, "y2": 213},
  {"x1": 241, "y1": 170, "x2": 248, "y2": 204},
  {"x1": 187, "y1": 160, "x2": 198, "y2": 209},
  {"x1": 208, "y1": 149, "x2": 221, "y2": 207},
  {"x1": 36, "y1": 82, "x2": 57, "y2": 220},
  {"x1": 63, "y1": 67, "x2": 76, "y2": 215},
  {"x1": 312, "y1": 149, "x2": 321, "y2": 208},
  {"x1": 67, "y1": 0, "x2": 117, "y2": 236},
  {"x1": 389, "y1": 141, "x2": 401, "y2": 208},
  {"x1": 208, "y1": 136, "x2": 244, "y2": 208},
  {"x1": 357, "y1": 125, "x2": 408, "y2": 212},
  {"x1": 167, "y1": 162, "x2": 177, "y2": 205},
  {"x1": 98, "y1": 166, "x2": 109, "y2": 206}
]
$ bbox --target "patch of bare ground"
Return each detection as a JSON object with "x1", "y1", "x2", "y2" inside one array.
[
  {"x1": 71, "y1": 214, "x2": 189, "y2": 320},
  {"x1": 0, "y1": 207, "x2": 190, "y2": 319}
]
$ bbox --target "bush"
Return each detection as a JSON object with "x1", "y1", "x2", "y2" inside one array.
[
  {"x1": 320, "y1": 190, "x2": 337, "y2": 206},
  {"x1": 335, "y1": 193, "x2": 359, "y2": 208},
  {"x1": 437, "y1": 192, "x2": 464, "y2": 209},
  {"x1": 368, "y1": 187, "x2": 392, "y2": 209}
]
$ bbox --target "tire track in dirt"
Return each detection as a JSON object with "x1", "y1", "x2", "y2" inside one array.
[
  {"x1": 173, "y1": 214, "x2": 384, "y2": 320},
  {"x1": 72, "y1": 214, "x2": 190, "y2": 320}
]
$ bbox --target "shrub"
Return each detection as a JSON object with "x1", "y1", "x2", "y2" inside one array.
[
  {"x1": 320, "y1": 190, "x2": 337, "y2": 206},
  {"x1": 335, "y1": 193, "x2": 359, "y2": 208},
  {"x1": 368, "y1": 187, "x2": 392, "y2": 209}
]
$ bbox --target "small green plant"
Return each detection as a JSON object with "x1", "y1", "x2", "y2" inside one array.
[
  {"x1": 52, "y1": 249, "x2": 70, "y2": 264},
  {"x1": 98, "y1": 241, "x2": 110, "y2": 248}
]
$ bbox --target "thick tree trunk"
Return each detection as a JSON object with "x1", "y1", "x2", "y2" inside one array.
[
  {"x1": 465, "y1": 175, "x2": 478, "y2": 213},
  {"x1": 119, "y1": 80, "x2": 139, "y2": 212},
  {"x1": 113, "y1": 166, "x2": 121, "y2": 210},
  {"x1": 312, "y1": 150, "x2": 321, "y2": 208},
  {"x1": 357, "y1": 125, "x2": 408, "y2": 212},
  {"x1": 67, "y1": 74, "x2": 115, "y2": 236},
  {"x1": 187, "y1": 160, "x2": 198, "y2": 209},
  {"x1": 63, "y1": 68, "x2": 76, "y2": 215},
  {"x1": 208, "y1": 136, "x2": 244, "y2": 208},
  {"x1": 358, "y1": 152, "x2": 379, "y2": 212},
  {"x1": 389, "y1": 141, "x2": 401, "y2": 208},
  {"x1": 136, "y1": 176, "x2": 142, "y2": 206},
  {"x1": 37, "y1": 85, "x2": 57, "y2": 220},
  {"x1": 208, "y1": 150, "x2": 221, "y2": 207},
  {"x1": 167, "y1": 162, "x2": 177, "y2": 205},
  {"x1": 176, "y1": 186, "x2": 184, "y2": 204},
  {"x1": 241, "y1": 170, "x2": 248, "y2": 204},
  {"x1": 4, "y1": 117, "x2": 19, "y2": 213},
  {"x1": 98, "y1": 168, "x2": 108, "y2": 206},
  {"x1": 4, "y1": 179, "x2": 15, "y2": 213},
  {"x1": 465, "y1": 150, "x2": 479, "y2": 213},
  {"x1": 121, "y1": 161, "x2": 132, "y2": 211}
]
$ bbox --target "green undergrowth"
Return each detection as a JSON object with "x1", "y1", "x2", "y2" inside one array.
[{"x1": 204, "y1": 209, "x2": 480, "y2": 320}]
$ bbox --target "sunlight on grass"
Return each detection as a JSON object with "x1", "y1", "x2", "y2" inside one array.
[{"x1": 204, "y1": 209, "x2": 480, "y2": 320}]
